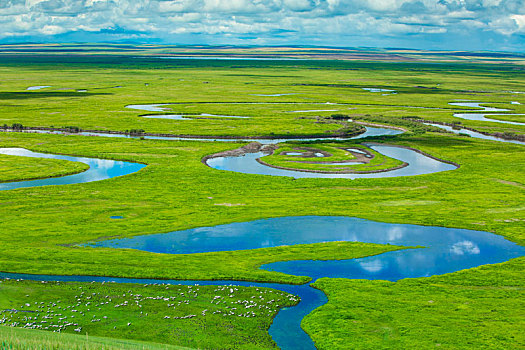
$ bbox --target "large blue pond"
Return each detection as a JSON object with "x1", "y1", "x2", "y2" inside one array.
[
  {"x1": 88, "y1": 216, "x2": 524, "y2": 282},
  {"x1": 5, "y1": 216, "x2": 524, "y2": 350},
  {"x1": 82, "y1": 215, "x2": 523, "y2": 349}
]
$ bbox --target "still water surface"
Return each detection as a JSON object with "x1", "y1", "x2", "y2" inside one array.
[
  {"x1": 450, "y1": 102, "x2": 525, "y2": 126},
  {"x1": 84, "y1": 216, "x2": 524, "y2": 349},
  {"x1": 0, "y1": 148, "x2": 145, "y2": 191},
  {"x1": 424, "y1": 122, "x2": 525, "y2": 145},
  {"x1": 206, "y1": 144, "x2": 457, "y2": 179}
]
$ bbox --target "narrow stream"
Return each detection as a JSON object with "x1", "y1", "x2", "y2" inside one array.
[
  {"x1": 449, "y1": 102, "x2": 525, "y2": 126},
  {"x1": 1, "y1": 125, "x2": 402, "y2": 144},
  {"x1": 424, "y1": 122, "x2": 525, "y2": 145}
]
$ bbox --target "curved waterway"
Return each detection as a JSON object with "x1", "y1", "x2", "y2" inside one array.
[
  {"x1": 424, "y1": 122, "x2": 525, "y2": 145},
  {"x1": 0, "y1": 148, "x2": 145, "y2": 191},
  {"x1": 2, "y1": 123, "x2": 512, "y2": 349},
  {"x1": 206, "y1": 143, "x2": 457, "y2": 179},
  {"x1": 3, "y1": 216, "x2": 524, "y2": 350},
  {"x1": 141, "y1": 113, "x2": 249, "y2": 120},
  {"x1": 450, "y1": 102, "x2": 525, "y2": 126}
]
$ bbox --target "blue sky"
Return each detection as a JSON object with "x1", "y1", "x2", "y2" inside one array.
[{"x1": 1, "y1": 0, "x2": 524, "y2": 52}]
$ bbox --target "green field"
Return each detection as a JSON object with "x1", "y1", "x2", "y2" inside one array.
[
  {"x1": 0, "y1": 47, "x2": 523, "y2": 349},
  {"x1": 0, "y1": 279, "x2": 301, "y2": 349},
  {"x1": 0, "y1": 154, "x2": 88, "y2": 182},
  {"x1": 305, "y1": 257, "x2": 525, "y2": 350}
]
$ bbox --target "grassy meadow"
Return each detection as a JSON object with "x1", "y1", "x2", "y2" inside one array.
[
  {"x1": 0, "y1": 51, "x2": 523, "y2": 348},
  {"x1": 0, "y1": 322, "x2": 188, "y2": 350},
  {"x1": 0, "y1": 154, "x2": 88, "y2": 182},
  {"x1": 305, "y1": 257, "x2": 525, "y2": 350},
  {"x1": 0, "y1": 279, "x2": 301, "y2": 349}
]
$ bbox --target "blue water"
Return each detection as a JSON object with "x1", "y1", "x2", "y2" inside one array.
[
  {"x1": 89, "y1": 216, "x2": 524, "y2": 281},
  {"x1": 1, "y1": 124, "x2": 521, "y2": 349},
  {"x1": 449, "y1": 101, "x2": 525, "y2": 126},
  {"x1": 0, "y1": 148, "x2": 145, "y2": 191},
  {"x1": 206, "y1": 143, "x2": 457, "y2": 179},
  {"x1": 7, "y1": 216, "x2": 523, "y2": 350},
  {"x1": 424, "y1": 122, "x2": 525, "y2": 145}
]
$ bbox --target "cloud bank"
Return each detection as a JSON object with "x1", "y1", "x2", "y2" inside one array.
[{"x1": 1, "y1": 0, "x2": 524, "y2": 51}]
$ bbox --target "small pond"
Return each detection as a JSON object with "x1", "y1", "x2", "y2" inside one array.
[
  {"x1": 288, "y1": 109, "x2": 338, "y2": 113},
  {"x1": 252, "y1": 93, "x2": 298, "y2": 97},
  {"x1": 362, "y1": 87, "x2": 395, "y2": 93},
  {"x1": 26, "y1": 86, "x2": 51, "y2": 90},
  {"x1": 141, "y1": 113, "x2": 249, "y2": 120}
]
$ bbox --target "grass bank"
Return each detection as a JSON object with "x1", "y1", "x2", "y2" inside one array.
[{"x1": 305, "y1": 257, "x2": 525, "y2": 349}]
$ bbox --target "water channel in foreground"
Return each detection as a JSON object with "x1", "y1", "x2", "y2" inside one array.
[{"x1": 3, "y1": 216, "x2": 524, "y2": 349}]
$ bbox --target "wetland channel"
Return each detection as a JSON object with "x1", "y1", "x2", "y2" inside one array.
[{"x1": 0, "y1": 120, "x2": 523, "y2": 349}]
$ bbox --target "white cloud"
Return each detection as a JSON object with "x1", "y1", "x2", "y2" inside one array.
[
  {"x1": 0, "y1": 0, "x2": 522, "y2": 50},
  {"x1": 511, "y1": 14, "x2": 525, "y2": 32},
  {"x1": 450, "y1": 241, "x2": 480, "y2": 255},
  {"x1": 40, "y1": 24, "x2": 66, "y2": 35}
]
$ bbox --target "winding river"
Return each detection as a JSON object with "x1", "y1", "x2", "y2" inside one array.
[
  {"x1": 0, "y1": 123, "x2": 523, "y2": 349},
  {"x1": 450, "y1": 102, "x2": 525, "y2": 126},
  {"x1": 206, "y1": 143, "x2": 457, "y2": 179},
  {"x1": 424, "y1": 122, "x2": 525, "y2": 145}
]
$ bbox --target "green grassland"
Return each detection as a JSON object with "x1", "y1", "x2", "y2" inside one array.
[
  {"x1": 0, "y1": 53, "x2": 523, "y2": 348},
  {"x1": 0, "y1": 131, "x2": 523, "y2": 279},
  {"x1": 259, "y1": 143, "x2": 404, "y2": 173},
  {"x1": 0, "y1": 279, "x2": 299, "y2": 349},
  {"x1": 1, "y1": 324, "x2": 188, "y2": 350},
  {"x1": 0, "y1": 154, "x2": 89, "y2": 183},
  {"x1": 0, "y1": 55, "x2": 523, "y2": 139},
  {"x1": 305, "y1": 257, "x2": 525, "y2": 349}
]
